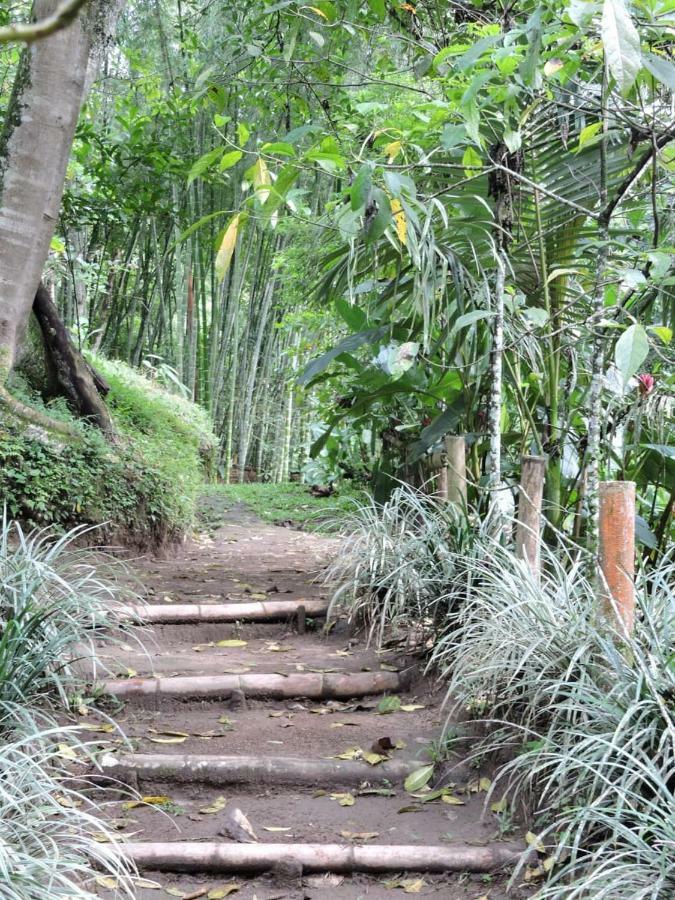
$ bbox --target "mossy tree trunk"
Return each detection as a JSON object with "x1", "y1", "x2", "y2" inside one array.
[{"x1": 0, "y1": 0, "x2": 124, "y2": 434}]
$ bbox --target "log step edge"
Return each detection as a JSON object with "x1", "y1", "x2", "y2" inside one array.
[
  {"x1": 104, "y1": 670, "x2": 408, "y2": 701},
  {"x1": 114, "y1": 841, "x2": 527, "y2": 874}
]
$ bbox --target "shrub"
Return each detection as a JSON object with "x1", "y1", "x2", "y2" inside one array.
[
  {"x1": 435, "y1": 541, "x2": 675, "y2": 899},
  {"x1": 326, "y1": 483, "x2": 479, "y2": 649},
  {"x1": 0, "y1": 519, "x2": 141, "y2": 897}
]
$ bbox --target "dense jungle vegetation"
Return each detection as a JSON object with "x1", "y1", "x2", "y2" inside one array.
[{"x1": 0, "y1": 0, "x2": 673, "y2": 897}]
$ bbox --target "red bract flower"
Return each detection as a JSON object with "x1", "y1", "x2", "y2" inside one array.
[{"x1": 637, "y1": 373, "x2": 655, "y2": 395}]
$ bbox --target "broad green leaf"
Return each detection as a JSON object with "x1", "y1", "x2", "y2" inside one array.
[
  {"x1": 377, "y1": 695, "x2": 402, "y2": 714},
  {"x1": 404, "y1": 764, "x2": 434, "y2": 793},
  {"x1": 187, "y1": 147, "x2": 223, "y2": 184},
  {"x1": 219, "y1": 150, "x2": 243, "y2": 171},
  {"x1": 454, "y1": 309, "x2": 494, "y2": 330},
  {"x1": 261, "y1": 163, "x2": 300, "y2": 221},
  {"x1": 351, "y1": 164, "x2": 372, "y2": 212},
  {"x1": 260, "y1": 141, "x2": 295, "y2": 156},
  {"x1": 648, "y1": 325, "x2": 672, "y2": 345},
  {"x1": 408, "y1": 398, "x2": 465, "y2": 462},
  {"x1": 614, "y1": 323, "x2": 649, "y2": 383},
  {"x1": 364, "y1": 188, "x2": 391, "y2": 245},
  {"x1": 237, "y1": 122, "x2": 250, "y2": 145},
  {"x1": 601, "y1": 0, "x2": 641, "y2": 95},
  {"x1": 577, "y1": 122, "x2": 602, "y2": 151},
  {"x1": 367, "y1": 0, "x2": 385, "y2": 20},
  {"x1": 298, "y1": 326, "x2": 389, "y2": 385},
  {"x1": 462, "y1": 146, "x2": 482, "y2": 178},
  {"x1": 643, "y1": 52, "x2": 675, "y2": 89}
]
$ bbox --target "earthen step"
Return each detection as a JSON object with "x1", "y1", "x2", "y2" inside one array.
[
  {"x1": 113, "y1": 841, "x2": 526, "y2": 874},
  {"x1": 99, "y1": 751, "x2": 422, "y2": 788},
  {"x1": 104, "y1": 670, "x2": 408, "y2": 703},
  {"x1": 121, "y1": 599, "x2": 329, "y2": 624}
]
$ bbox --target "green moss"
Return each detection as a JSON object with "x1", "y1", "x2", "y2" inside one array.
[{"x1": 0, "y1": 355, "x2": 216, "y2": 546}]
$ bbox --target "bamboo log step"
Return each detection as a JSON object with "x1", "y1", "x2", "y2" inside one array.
[
  {"x1": 104, "y1": 670, "x2": 407, "y2": 702},
  {"x1": 114, "y1": 841, "x2": 526, "y2": 874},
  {"x1": 99, "y1": 751, "x2": 421, "y2": 788},
  {"x1": 121, "y1": 599, "x2": 328, "y2": 624}
]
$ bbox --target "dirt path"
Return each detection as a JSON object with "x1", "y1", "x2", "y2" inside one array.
[{"x1": 92, "y1": 498, "x2": 531, "y2": 899}]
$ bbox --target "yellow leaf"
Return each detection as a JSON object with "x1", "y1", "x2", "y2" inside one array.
[
  {"x1": 200, "y1": 795, "x2": 227, "y2": 814},
  {"x1": 56, "y1": 743, "x2": 78, "y2": 761},
  {"x1": 362, "y1": 751, "x2": 388, "y2": 766},
  {"x1": 208, "y1": 886, "x2": 241, "y2": 899},
  {"x1": 441, "y1": 794, "x2": 465, "y2": 805},
  {"x1": 526, "y1": 831, "x2": 546, "y2": 853},
  {"x1": 148, "y1": 735, "x2": 187, "y2": 744},
  {"x1": 123, "y1": 795, "x2": 170, "y2": 810},
  {"x1": 132, "y1": 878, "x2": 162, "y2": 889},
  {"x1": 215, "y1": 214, "x2": 242, "y2": 281},
  {"x1": 54, "y1": 793, "x2": 82, "y2": 808},
  {"x1": 215, "y1": 639, "x2": 248, "y2": 648},
  {"x1": 329, "y1": 792, "x2": 355, "y2": 806},
  {"x1": 400, "y1": 703, "x2": 425, "y2": 712},
  {"x1": 125, "y1": 668, "x2": 137, "y2": 678},
  {"x1": 252, "y1": 157, "x2": 271, "y2": 203},
  {"x1": 335, "y1": 746, "x2": 361, "y2": 760},
  {"x1": 307, "y1": 5, "x2": 328, "y2": 18},
  {"x1": 491, "y1": 797, "x2": 507, "y2": 813},
  {"x1": 384, "y1": 139, "x2": 402, "y2": 161},
  {"x1": 340, "y1": 830, "x2": 378, "y2": 841},
  {"x1": 80, "y1": 722, "x2": 115, "y2": 733},
  {"x1": 262, "y1": 826, "x2": 291, "y2": 832},
  {"x1": 149, "y1": 729, "x2": 189, "y2": 738},
  {"x1": 95, "y1": 876, "x2": 118, "y2": 889},
  {"x1": 390, "y1": 197, "x2": 407, "y2": 245}
]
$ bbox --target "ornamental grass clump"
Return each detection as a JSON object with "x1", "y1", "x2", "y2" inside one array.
[
  {"x1": 326, "y1": 483, "x2": 478, "y2": 649},
  {"x1": 0, "y1": 517, "x2": 140, "y2": 897},
  {"x1": 434, "y1": 540, "x2": 675, "y2": 899}
]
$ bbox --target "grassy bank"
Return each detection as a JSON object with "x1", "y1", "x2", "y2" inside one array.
[{"x1": 1, "y1": 356, "x2": 216, "y2": 546}]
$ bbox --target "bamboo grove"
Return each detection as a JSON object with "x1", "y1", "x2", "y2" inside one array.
[{"x1": 1, "y1": 0, "x2": 672, "y2": 548}]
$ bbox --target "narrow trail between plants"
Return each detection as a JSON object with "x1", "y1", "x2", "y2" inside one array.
[{"x1": 92, "y1": 497, "x2": 529, "y2": 899}]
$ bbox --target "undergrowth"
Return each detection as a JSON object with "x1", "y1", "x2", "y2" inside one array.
[
  {"x1": 1, "y1": 355, "x2": 216, "y2": 546},
  {"x1": 0, "y1": 519, "x2": 139, "y2": 897},
  {"x1": 200, "y1": 481, "x2": 359, "y2": 532},
  {"x1": 331, "y1": 489, "x2": 674, "y2": 897}
]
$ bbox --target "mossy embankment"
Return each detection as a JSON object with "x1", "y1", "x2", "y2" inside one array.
[{"x1": 0, "y1": 355, "x2": 216, "y2": 546}]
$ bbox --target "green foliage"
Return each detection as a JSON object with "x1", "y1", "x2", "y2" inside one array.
[
  {"x1": 0, "y1": 356, "x2": 216, "y2": 545},
  {"x1": 0, "y1": 519, "x2": 139, "y2": 897},
  {"x1": 434, "y1": 540, "x2": 675, "y2": 898},
  {"x1": 200, "y1": 482, "x2": 358, "y2": 533},
  {"x1": 326, "y1": 484, "x2": 482, "y2": 647}
]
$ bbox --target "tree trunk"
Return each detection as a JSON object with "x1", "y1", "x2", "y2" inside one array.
[
  {"x1": 0, "y1": 0, "x2": 124, "y2": 429},
  {"x1": 32, "y1": 283, "x2": 116, "y2": 438}
]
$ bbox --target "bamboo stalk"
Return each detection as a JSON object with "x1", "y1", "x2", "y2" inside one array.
[
  {"x1": 114, "y1": 841, "x2": 526, "y2": 874},
  {"x1": 445, "y1": 435, "x2": 467, "y2": 507},
  {"x1": 121, "y1": 599, "x2": 328, "y2": 624},
  {"x1": 515, "y1": 455, "x2": 546, "y2": 580},
  {"x1": 98, "y1": 752, "x2": 423, "y2": 788},
  {"x1": 104, "y1": 670, "x2": 407, "y2": 702},
  {"x1": 599, "y1": 481, "x2": 636, "y2": 635}
]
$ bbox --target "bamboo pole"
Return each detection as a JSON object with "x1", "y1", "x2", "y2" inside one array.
[
  {"x1": 515, "y1": 455, "x2": 546, "y2": 580},
  {"x1": 599, "y1": 481, "x2": 636, "y2": 635},
  {"x1": 445, "y1": 435, "x2": 467, "y2": 507},
  {"x1": 99, "y1": 752, "x2": 423, "y2": 788},
  {"x1": 120, "y1": 599, "x2": 328, "y2": 624},
  {"x1": 114, "y1": 841, "x2": 526, "y2": 874},
  {"x1": 104, "y1": 670, "x2": 407, "y2": 703}
]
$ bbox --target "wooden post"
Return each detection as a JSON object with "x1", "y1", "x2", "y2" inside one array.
[
  {"x1": 445, "y1": 436, "x2": 467, "y2": 508},
  {"x1": 515, "y1": 455, "x2": 546, "y2": 579},
  {"x1": 435, "y1": 466, "x2": 448, "y2": 500},
  {"x1": 599, "y1": 481, "x2": 636, "y2": 635}
]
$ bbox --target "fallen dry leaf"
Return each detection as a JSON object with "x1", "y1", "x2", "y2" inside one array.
[
  {"x1": 200, "y1": 795, "x2": 227, "y2": 814},
  {"x1": 207, "y1": 885, "x2": 241, "y2": 898},
  {"x1": 148, "y1": 735, "x2": 187, "y2": 745},
  {"x1": 123, "y1": 795, "x2": 171, "y2": 810},
  {"x1": 306, "y1": 874, "x2": 344, "y2": 888},
  {"x1": 340, "y1": 830, "x2": 379, "y2": 841},
  {"x1": 329, "y1": 792, "x2": 355, "y2": 807},
  {"x1": 383, "y1": 878, "x2": 427, "y2": 893},
  {"x1": 262, "y1": 826, "x2": 291, "y2": 832},
  {"x1": 215, "y1": 639, "x2": 248, "y2": 648}
]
